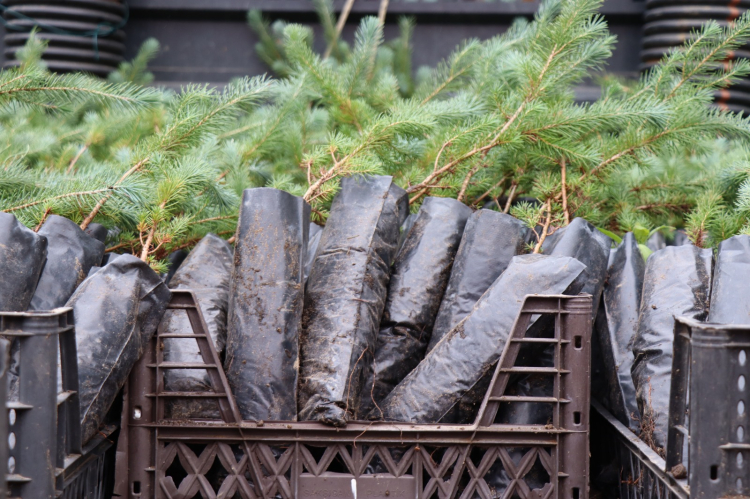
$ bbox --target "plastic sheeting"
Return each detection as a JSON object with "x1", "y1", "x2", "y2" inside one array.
[
  {"x1": 0, "y1": 213, "x2": 47, "y2": 312},
  {"x1": 373, "y1": 254, "x2": 586, "y2": 423},
  {"x1": 427, "y1": 210, "x2": 527, "y2": 353},
  {"x1": 631, "y1": 245, "x2": 711, "y2": 450},
  {"x1": 29, "y1": 215, "x2": 105, "y2": 311},
  {"x1": 304, "y1": 223, "x2": 323, "y2": 284},
  {"x1": 225, "y1": 188, "x2": 310, "y2": 421},
  {"x1": 708, "y1": 235, "x2": 750, "y2": 324},
  {"x1": 595, "y1": 232, "x2": 644, "y2": 431},
  {"x1": 69, "y1": 254, "x2": 170, "y2": 443},
  {"x1": 162, "y1": 234, "x2": 233, "y2": 419},
  {"x1": 359, "y1": 197, "x2": 472, "y2": 416},
  {"x1": 299, "y1": 175, "x2": 406, "y2": 426}
]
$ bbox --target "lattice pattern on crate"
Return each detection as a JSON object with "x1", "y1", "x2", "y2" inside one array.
[{"x1": 157, "y1": 440, "x2": 557, "y2": 499}]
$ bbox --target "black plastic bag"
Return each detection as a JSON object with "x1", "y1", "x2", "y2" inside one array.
[
  {"x1": 69, "y1": 254, "x2": 171, "y2": 443},
  {"x1": 359, "y1": 197, "x2": 472, "y2": 416},
  {"x1": 631, "y1": 245, "x2": 711, "y2": 450},
  {"x1": 595, "y1": 232, "x2": 644, "y2": 431},
  {"x1": 163, "y1": 249, "x2": 189, "y2": 286},
  {"x1": 427, "y1": 210, "x2": 527, "y2": 353},
  {"x1": 225, "y1": 188, "x2": 310, "y2": 422},
  {"x1": 397, "y1": 213, "x2": 418, "y2": 252},
  {"x1": 29, "y1": 215, "x2": 105, "y2": 311},
  {"x1": 708, "y1": 235, "x2": 750, "y2": 324},
  {"x1": 492, "y1": 217, "x2": 611, "y2": 427},
  {"x1": 373, "y1": 254, "x2": 586, "y2": 423},
  {"x1": 83, "y1": 222, "x2": 108, "y2": 244},
  {"x1": 646, "y1": 231, "x2": 666, "y2": 253},
  {"x1": 0, "y1": 213, "x2": 47, "y2": 312},
  {"x1": 304, "y1": 223, "x2": 323, "y2": 284},
  {"x1": 299, "y1": 175, "x2": 406, "y2": 426},
  {"x1": 162, "y1": 234, "x2": 233, "y2": 419}
]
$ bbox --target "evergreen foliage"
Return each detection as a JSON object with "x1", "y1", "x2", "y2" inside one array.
[{"x1": 2, "y1": 0, "x2": 750, "y2": 268}]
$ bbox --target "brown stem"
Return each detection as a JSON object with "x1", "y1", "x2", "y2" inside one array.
[
  {"x1": 34, "y1": 208, "x2": 51, "y2": 232},
  {"x1": 4, "y1": 187, "x2": 114, "y2": 213},
  {"x1": 377, "y1": 0, "x2": 389, "y2": 24},
  {"x1": 139, "y1": 224, "x2": 157, "y2": 261},
  {"x1": 473, "y1": 176, "x2": 507, "y2": 206},
  {"x1": 533, "y1": 199, "x2": 552, "y2": 254},
  {"x1": 561, "y1": 158, "x2": 570, "y2": 225},
  {"x1": 66, "y1": 144, "x2": 89, "y2": 174},
  {"x1": 503, "y1": 182, "x2": 517, "y2": 214},
  {"x1": 324, "y1": 0, "x2": 356, "y2": 59},
  {"x1": 80, "y1": 159, "x2": 149, "y2": 230},
  {"x1": 457, "y1": 164, "x2": 480, "y2": 203}
]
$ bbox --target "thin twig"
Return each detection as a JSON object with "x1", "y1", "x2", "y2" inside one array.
[
  {"x1": 377, "y1": 0, "x2": 389, "y2": 24},
  {"x1": 561, "y1": 158, "x2": 570, "y2": 225},
  {"x1": 457, "y1": 164, "x2": 480, "y2": 203},
  {"x1": 66, "y1": 143, "x2": 88, "y2": 174},
  {"x1": 4, "y1": 187, "x2": 115, "y2": 213},
  {"x1": 473, "y1": 176, "x2": 507, "y2": 206},
  {"x1": 533, "y1": 199, "x2": 552, "y2": 254},
  {"x1": 503, "y1": 182, "x2": 517, "y2": 214},
  {"x1": 344, "y1": 347, "x2": 368, "y2": 418},
  {"x1": 324, "y1": 0, "x2": 356, "y2": 59},
  {"x1": 34, "y1": 207, "x2": 51, "y2": 232}
]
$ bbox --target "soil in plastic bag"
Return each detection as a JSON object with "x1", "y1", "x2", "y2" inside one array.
[
  {"x1": 0, "y1": 213, "x2": 47, "y2": 312},
  {"x1": 492, "y1": 217, "x2": 611, "y2": 427},
  {"x1": 631, "y1": 245, "x2": 711, "y2": 451},
  {"x1": 372, "y1": 254, "x2": 586, "y2": 423},
  {"x1": 29, "y1": 215, "x2": 105, "y2": 311},
  {"x1": 225, "y1": 188, "x2": 310, "y2": 422},
  {"x1": 426, "y1": 210, "x2": 527, "y2": 354},
  {"x1": 299, "y1": 175, "x2": 407, "y2": 426},
  {"x1": 359, "y1": 197, "x2": 472, "y2": 416},
  {"x1": 595, "y1": 232, "x2": 644, "y2": 431},
  {"x1": 708, "y1": 234, "x2": 750, "y2": 324},
  {"x1": 69, "y1": 254, "x2": 171, "y2": 443},
  {"x1": 162, "y1": 234, "x2": 233, "y2": 419},
  {"x1": 304, "y1": 223, "x2": 323, "y2": 284},
  {"x1": 397, "y1": 213, "x2": 418, "y2": 252}
]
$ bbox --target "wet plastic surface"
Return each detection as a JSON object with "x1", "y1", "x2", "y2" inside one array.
[
  {"x1": 225, "y1": 188, "x2": 310, "y2": 421},
  {"x1": 373, "y1": 254, "x2": 586, "y2": 423},
  {"x1": 708, "y1": 234, "x2": 750, "y2": 324},
  {"x1": 303, "y1": 223, "x2": 322, "y2": 284},
  {"x1": 162, "y1": 234, "x2": 233, "y2": 419},
  {"x1": 0, "y1": 212, "x2": 47, "y2": 312},
  {"x1": 427, "y1": 210, "x2": 527, "y2": 353},
  {"x1": 493, "y1": 218, "x2": 611, "y2": 428},
  {"x1": 30, "y1": 215, "x2": 105, "y2": 311},
  {"x1": 68, "y1": 254, "x2": 171, "y2": 443},
  {"x1": 83, "y1": 222, "x2": 108, "y2": 244},
  {"x1": 631, "y1": 245, "x2": 711, "y2": 450},
  {"x1": 163, "y1": 249, "x2": 189, "y2": 286},
  {"x1": 299, "y1": 175, "x2": 406, "y2": 426},
  {"x1": 595, "y1": 232, "x2": 644, "y2": 431},
  {"x1": 359, "y1": 197, "x2": 472, "y2": 416}
]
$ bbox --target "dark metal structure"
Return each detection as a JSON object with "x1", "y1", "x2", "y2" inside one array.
[
  {"x1": 0, "y1": 0, "x2": 646, "y2": 88},
  {"x1": 0, "y1": 308, "x2": 115, "y2": 499},
  {"x1": 120, "y1": 290, "x2": 592, "y2": 499}
]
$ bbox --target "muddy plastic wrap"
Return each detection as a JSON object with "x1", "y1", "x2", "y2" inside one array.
[
  {"x1": 83, "y1": 222, "x2": 108, "y2": 244},
  {"x1": 426, "y1": 210, "x2": 526, "y2": 354},
  {"x1": 708, "y1": 235, "x2": 750, "y2": 324},
  {"x1": 596, "y1": 233, "x2": 645, "y2": 431},
  {"x1": 163, "y1": 249, "x2": 189, "y2": 286},
  {"x1": 372, "y1": 254, "x2": 586, "y2": 423},
  {"x1": 631, "y1": 245, "x2": 711, "y2": 451},
  {"x1": 299, "y1": 175, "x2": 406, "y2": 426},
  {"x1": 304, "y1": 224, "x2": 322, "y2": 284},
  {"x1": 162, "y1": 234, "x2": 233, "y2": 420},
  {"x1": 0, "y1": 213, "x2": 47, "y2": 312},
  {"x1": 359, "y1": 197, "x2": 472, "y2": 416},
  {"x1": 225, "y1": 188, "x2": 310, "y2": 422},
  {"x1": 397, "y1": 213, "x2": 418, "y2": 251},
  {"x1": 492, "y1": 218, "x2": 611, "y2": 427},
  {"x1": 646, "y1": 231, "x2": 666, "y2": 253},
  {"x1": 29, "y1": 215, "x2": 105, "y2": 311},
  {"x1": 69, "y1": 254, "x2": 171, "y2": 443}
]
